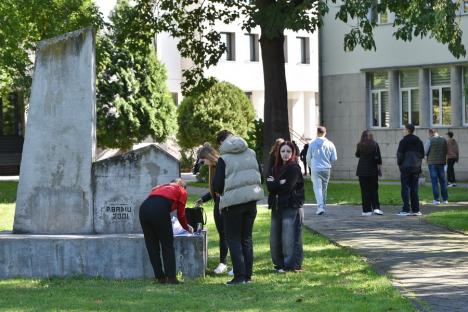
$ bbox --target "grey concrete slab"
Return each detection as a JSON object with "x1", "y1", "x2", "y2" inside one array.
[
  {"x1": 92, "y1": 145, "x2": 179, "y2": 234},
  {"x1": 14, "y1": 28, "x2": 96, "y2": 234},
  {"x1": 0, "y1": 231, "x2": 207, "y2": 279},
  {"x1": 303, "y1": 204, "x2": 468, "y2": 312}
]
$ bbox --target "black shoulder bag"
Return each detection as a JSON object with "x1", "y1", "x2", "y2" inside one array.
[{"x1": 185, "y1": 206, "x2": 207, "y2": 230}]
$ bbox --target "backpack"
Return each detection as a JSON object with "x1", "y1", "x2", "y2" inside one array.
[{"x1": 184, "y1": 206, "x2": 207, "y2": 231}]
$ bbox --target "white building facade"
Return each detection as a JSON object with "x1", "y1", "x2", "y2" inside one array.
[
  {"x1": 321, "y1": 2, "x2": 468, "y2": 180},
  {"x1": 156, "y1": 23, "x2": 319, "y2": 143}
]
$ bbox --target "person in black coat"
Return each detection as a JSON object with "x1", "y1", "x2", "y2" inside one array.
[
  {"x1": 266, "y1": 141, "x2": 305, "y2": 272},
  {"x1": 355, "y1": 130, "x2": 383, "y2": 216},
  {"x1": 300, "y1": 143, "x2": 310, "y2": 176},
  {"x1": 396, "y1": 124, "x2": 425, "y2": 216}
]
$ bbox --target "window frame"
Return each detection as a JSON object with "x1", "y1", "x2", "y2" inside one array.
[
  {"x1": 369, "y1": 72, "x2": 389, "y2": 129},
  {"x1": 399, "y1": 70, "x2": 420, "y2": 127},
  {"x1": 297, "y1": 36, "x2": 310, "y2": 64},
  {"x1": 220, "y1": 32, "x2": 236, "y2": 61},
  {"x1": 463, "y1": 67, "x2": 468, "y2": 126},
  {"x1": 430, "y1": 68, "x2": 452, "y2": 127},
  {"x1": 245, "y1": 33, "x2": 259, "y2": 62}
]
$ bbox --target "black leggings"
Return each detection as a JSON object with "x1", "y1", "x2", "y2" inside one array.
[
  {"x1": 213, "y1": 198, "x2": 228, "y2": 264},
  {"x1": 139, "y1": 196, "x2": 175, "y2": 279}
]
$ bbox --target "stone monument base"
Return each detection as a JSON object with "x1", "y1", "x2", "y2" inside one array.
[{"x1": 0, "y1": 232, "x2": 207, "y2": 279}]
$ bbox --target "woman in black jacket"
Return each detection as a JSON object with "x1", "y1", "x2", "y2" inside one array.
[
  {"x1": 355, "y1": 130, "x2": 383, "y2": 216},
  {"x1": 266, "y1": 141, "x2": 305, "y2": 272}
]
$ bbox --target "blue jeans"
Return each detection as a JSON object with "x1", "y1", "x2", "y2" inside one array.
[
  {"x1": 400, "y1": 172, "x2": 420, "y2": 213},
  {"x1": 270, "y1": 207, "x2": 304, "y2": 271},
  {"x1": 311, "y1": 170, "x2": 330, "y2": 209},
  {"x1": 428, "y1": 164, "x2": 448, "y2": 201}
]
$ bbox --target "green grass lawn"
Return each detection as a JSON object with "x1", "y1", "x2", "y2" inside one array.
[
  {"x1": 0, "y1": 181, "x2": 414, "y2": 311},
  {"x1": 425, "y1": 209, "x2": 468, "y2": 233}
]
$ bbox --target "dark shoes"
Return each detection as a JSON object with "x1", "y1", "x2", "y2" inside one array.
[
  {"x1": 226, "y1": 278, "x2": 246, "y2": 285},
  {"x1": 156, "y1": 276, "x2": 182, "y2": 285}
]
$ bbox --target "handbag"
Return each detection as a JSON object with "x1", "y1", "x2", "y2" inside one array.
[{"x1": 184, "y1": 206, "x2": 207, "y2": 231}]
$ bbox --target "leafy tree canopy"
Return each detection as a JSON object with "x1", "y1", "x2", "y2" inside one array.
[
  {"x1": 0, "y1": 0, "x2": 104, "y2": 92},
  {"x1": 96, "y1": 0, "x2": 177, "y2": 149},
  {"x1": 177, "y1": 81, "x2": 255, "y2": 149}
]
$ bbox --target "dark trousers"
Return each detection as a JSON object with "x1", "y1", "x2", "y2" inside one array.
[
  {"x1": 301, "y1": 160, "x2": 310, "y2": 175},
  {"x1": 400, "y1": 172, "x2": 420, "y2": 213},
  {"x1": 222, "y1": 202, "x2": 257, "y2": 282},
  {"x1": 270, "y1": 207, "x2": 304, "y2": 271},
  {"x1": 213, "y1": 199, "x2": 228, "y2": 264},
  {"x1": 358, "y1": 176, "x2": 380, "y2": 213},
  {"x1": 447, "y1": 158, "x2": 456, "y2": 183},
  {"x1": 139, "y1": 196, "x2": 176, "y2": 279}
]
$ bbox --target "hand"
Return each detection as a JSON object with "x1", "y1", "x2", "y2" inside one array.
[
  {"x1": 267, "y1": 176, "x2": 274, "y2": 182},
  {"x1": 279, "y1": 179, "x2": 286, "y2": 185},
  {"x1": 187, "y1": 225, "x2": 194, "y2": 234},
  {"x1": 194, "y1": 198, "x2": 203, "y2": 207}
]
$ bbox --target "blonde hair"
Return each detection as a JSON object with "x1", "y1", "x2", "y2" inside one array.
[
  {"x1": 197, "y1": 143, "x2": 219, "y2": 162},
  {"x1": 270, "y1": 138, "x2": 285, "y2": 154},
  {"x1": 171, "y1": 178, "x2": 186, "y2": 189}
]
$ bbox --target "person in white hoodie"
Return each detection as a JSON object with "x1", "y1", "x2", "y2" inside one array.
[{"x1": 306, "y1": 126, "x2": 338, "y2": 215}]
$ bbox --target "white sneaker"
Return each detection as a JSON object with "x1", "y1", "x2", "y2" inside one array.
[
  {"x1": 275, "y1": 269, "x2": 286, "y2": 273},
  {"x1": 316, "y1": 208, "x2": 325, "y2": 215},
  {"x1": 432, "y1": 200, "x2": 441, "y2": 205},
  {"x1": 411, "y1": 211, "x2": 422, "y2": 216},
  {"x1": 442, "y1": 200, "x2": 449, "y2": 205},
  {"x1": 373, "y1": 209, "x2": 383, "y2": 215},
  {"x1": 361, "y1": 212, "x2": 372, "y2": 216},
  {"x1": 228, "y1": 269, "x2": 234, "y2": 276},
  {"x1": 214, "y1": 263, "x2": 228, "y2": 274},
  {"x1": 397, "y1": 211, "x2": 410, "y2": 216}
]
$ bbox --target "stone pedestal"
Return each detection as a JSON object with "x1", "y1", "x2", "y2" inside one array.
[{"x1": 0, "y1": 232, "x2": 207, "y2": 279}]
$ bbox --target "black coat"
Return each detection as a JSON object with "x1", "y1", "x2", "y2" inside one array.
[
  {"x1": 266, "y1": 162, "x2": 304, "y2": 209},
  {"x1": 397, "y1": 134, "x2": 424, "y2": 174},
  {"x1": 355, "y1": 141, "x2": 382, "y2": 177}
]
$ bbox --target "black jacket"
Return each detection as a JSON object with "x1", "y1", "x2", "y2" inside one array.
[
  {"x1": 266, "y1": 162, "x2": 304, "y2": 209},
  {"x1": 397, "y1": 134, "x2": 424, "y2": 174},
  {"x1": 355, "y1": 141, "x2": 382, "y2": 177}
]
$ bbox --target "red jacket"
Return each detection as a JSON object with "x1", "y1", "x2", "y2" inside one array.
[{"x1": 149, "y1": 183, "x2": 189, "y2": 231}]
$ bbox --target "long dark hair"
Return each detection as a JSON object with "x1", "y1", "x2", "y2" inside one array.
[
  {"x1": 358, "y1": 130, "x2": 376, "y2": 153},
  {"x1": 274, "y1": 141, "x2": 298, "y2": 178}
]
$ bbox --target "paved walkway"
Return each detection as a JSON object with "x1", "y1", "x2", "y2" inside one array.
[{"x1": 303, "y1": 204, "x2": 468, "y2": 312}]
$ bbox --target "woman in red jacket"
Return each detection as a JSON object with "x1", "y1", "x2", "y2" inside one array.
[{"x1": 139, "y1": 178, "x2": 193, "y2": 284}]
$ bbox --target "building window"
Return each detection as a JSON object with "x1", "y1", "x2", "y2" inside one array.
[
  {"x1": 220, "y1": 32, "x2": 235, "y2": 61},
  {"x1": 370, "y1": 72, "x2": 389, "y2": 128},
  {"x1": 461, "y1": 0, "x2": 468, "y2": 14},
  {"x1": 463, "y1": 67, "x2": 468, "y2": 125},
  {"x1": 430, "y1": 67, "x2": 451, "y2": 126},
  {"x1": 400, "y1": 70, "x2": 420, "y2": 126},
  {"x1": 171, "y1": 93, "x2": 178, "y2": 105},
  {"x1": 246, "y1": 33, "x2": 259, "y2": 62},
  {"x1": 284, "y1": 36, "x2": 288, "y2": 63},
  {"x1": 298, "y1": 37, "x2": 310, "y2": 64}
]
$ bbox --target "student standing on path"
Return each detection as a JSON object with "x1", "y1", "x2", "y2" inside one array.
[
  {"x1": 139, "y1": 179, "x2": 193, "y2": 284},
  {"x1": 266, "y1": 141, "x2": 305, "y2": 273},
  {"x1": 446, "y1": 131, "x2": 459, "y2": 187},
  {"x1": 306, "y1": 126, "x2": 337, "y2": 216},
  {"x1": 195, "y1": 143, "x2": 229, "y2": 275},
  {"x1": 424, "y1": 129, "x2": 448, "y2": 205},
  {"x1": 300, "y1": 143, "x2": 310, "y2": 176},
  {"x1": 355, "y1": 130, "x2": 383, "y2": 216},
  {"x1": 396, "y1": 124, "x2": 425, "y2": 216},
  {"x1": 212, "y1": 130, "x2": 264, "y2": 285}
]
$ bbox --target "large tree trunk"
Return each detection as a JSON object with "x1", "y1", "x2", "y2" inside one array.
[{"x1": 259, "y1": 32, "x2": 290, "y2": 173}]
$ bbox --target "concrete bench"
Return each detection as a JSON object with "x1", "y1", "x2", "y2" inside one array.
[{"x1": 0, "y1": 231, "x2": 207, "y2": 279}]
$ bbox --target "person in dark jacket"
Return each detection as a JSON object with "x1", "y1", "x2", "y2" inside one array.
[
  {"x1": 195, "y1": 143, "x2": 229, "y2": 275},
  {"x1": 396, "y1": 124, "x2": 425, "y2": 216},
  {"x1": 446, "y1": 131, "x2": 459, "y2": 187},
  {"x1": 300, "y1": 143, "x2": 310, "y2": 176},
  {"x1": 267, "y1": 141, "x2": 305, "y2": 272},
  {"x1": 424, "y1": 128, "x2": 448, "y2": 205},
  {"x1": 355, "y1": 130, "x2": 383, "y2": 216},
  {"x1": 139, "y1": 179, "x2": 193, "y2": 284}
]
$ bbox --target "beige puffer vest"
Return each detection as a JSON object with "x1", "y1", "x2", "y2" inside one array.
[{"x1": 219, "y1": 136, "x2": 264, "y2": 209}]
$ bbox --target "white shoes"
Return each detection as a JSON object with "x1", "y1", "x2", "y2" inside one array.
[
  {"x1": 214, "y1": 263, "x2": 228, "y2": 274},
  {"x1": 432, "y1": 200, "x2": 441, "y2": 205},
  {"x1": 228, "y1": 269, "x2": 234, "y2": 276},
  {"x1": 361, "y1": 212, "x2": 372, "y2": 216},
  {"x1": 442, "y1": 200, "x2": 449, "y2": 205},
  {"x1": 316, "y1": 208, "x2": 325, "y2": 215},
  {"x1": 373, "y1": 209, "x2": 384, "y2": 215}
]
